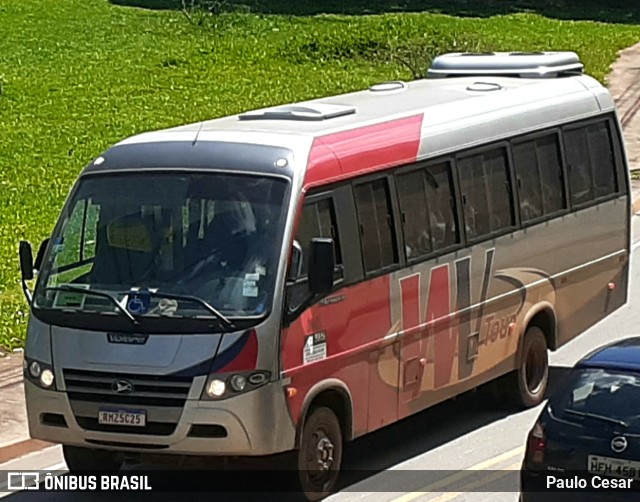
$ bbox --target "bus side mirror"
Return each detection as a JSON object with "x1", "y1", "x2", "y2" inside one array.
[
  {"x1": 308, "y1": 238, "x2": 335, "y2": 296},
  {"x1": 19, "y1": 241, "x2": 34, "y2": 281}
]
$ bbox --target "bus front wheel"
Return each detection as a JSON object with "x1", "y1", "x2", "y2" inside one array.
[
  {"x1": 297, "y1": 406, "x2": 343, "y2": 501},
  {"x1": 63, "y1": 445, "x2": 124, "y2": 472},
  {"x1": 506, "y1": 326, "x2": 549, "y2": 408}
]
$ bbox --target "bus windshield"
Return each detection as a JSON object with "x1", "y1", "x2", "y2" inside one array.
[{"x1": 33, "y1": 172, "x2": 289, "y2": 326}]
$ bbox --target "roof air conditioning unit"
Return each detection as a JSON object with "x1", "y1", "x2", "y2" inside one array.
[{"x1": 427, "y1": 51, "x2": 584, "y2": 79}]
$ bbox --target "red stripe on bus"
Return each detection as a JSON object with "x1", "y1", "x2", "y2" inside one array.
[
  {"x1": 217, "y1": 329, "x2": 259, "y2": 373},
  {"x1": 305, "y1": 114, "x2": 423, "y2": 186}
]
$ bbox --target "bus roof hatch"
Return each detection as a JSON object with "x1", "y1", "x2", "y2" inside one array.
[
  {"x1": 238, "y1": 103, "x2": 356, "y2": 121},
  {"x1": 427, "y1": 51, "x2": 584, "y2": 79}
]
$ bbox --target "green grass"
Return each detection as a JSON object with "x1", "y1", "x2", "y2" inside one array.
[{"x1": 1, "y1": 0, "x2": 640, "y2": 351}]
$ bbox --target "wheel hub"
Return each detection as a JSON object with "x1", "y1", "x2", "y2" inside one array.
[{"x1": 315, "y1": 436, "x2": 334, "y2": 470}]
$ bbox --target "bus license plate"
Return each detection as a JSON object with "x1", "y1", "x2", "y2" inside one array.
[
  {"x1": 98, "y1": 409, "x2": 146, "y2": 427},
  {"x1": 588, "y1": 455, "x2": 640, "y2": 480}
]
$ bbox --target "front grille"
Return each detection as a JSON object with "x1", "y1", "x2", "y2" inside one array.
[
  {"x1": 63, "y1": 369, "x2": 193, "y2": 407},
  {"x1": 64, "y1": 368, "x2": 192, "y2": 436},
  {"x1": 76, "y1": 417, "x2": 177, "y2": 436}
]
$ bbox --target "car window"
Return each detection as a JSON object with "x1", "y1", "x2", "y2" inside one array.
[{"x1": 552, "y1": 368, "x2": 640, "y2": 428}]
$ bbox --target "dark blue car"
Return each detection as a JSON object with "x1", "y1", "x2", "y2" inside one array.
[{"x1": 521, "y1": 337, "x2": 640, "y2": 501}]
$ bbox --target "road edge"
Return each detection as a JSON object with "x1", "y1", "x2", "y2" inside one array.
[{"x1": 0, "y1": 439, "x2": 53, "y2": 465}]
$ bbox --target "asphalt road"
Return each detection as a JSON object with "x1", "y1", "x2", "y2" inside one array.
[{"x1": 2, "y1": 214, "x2": 640, "y2": 502}]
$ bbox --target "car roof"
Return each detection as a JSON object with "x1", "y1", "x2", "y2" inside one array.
[{"x1": 577, "y1": 337, "x2": 640, "y2": 372}]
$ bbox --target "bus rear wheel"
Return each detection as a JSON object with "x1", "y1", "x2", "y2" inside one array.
[
  {"x1": 506, "y1": 326, "x2": 549, "y2": 408},
  {"x1": 63, "y1": 445, "x2": 124, "y2": 472},
  {"x1": 297, "y1": 406, "x2": 343, "y2": 501}
]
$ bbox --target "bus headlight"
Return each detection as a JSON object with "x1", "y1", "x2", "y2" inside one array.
[
  {"x1": 40, "y1": 369, "x2": 55, "y2": 388},
  {"x1": 206, "y1": 379, "x2": 226, "y2": 398},
  {"x1": 29, "y1": 361, "x2": 42, "y2": 378},
  {"x1": 229, "y1": 374, "x2": 247, "y2": 392},
  {"x1": 201, "y1": 371, "x2": 270, "y2": 400},
  {"x1": 24, "y1": 358, "x2": 56, "y2": 390}
]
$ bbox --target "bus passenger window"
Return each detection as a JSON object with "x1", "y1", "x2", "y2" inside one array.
[
  {"x1": 425, "y1": 163, "x2": 459, "y2": 251},
  {"x1": 536, "y1": 135, "x2": 566, "y2": 214},
  {"x1": 396, "y1": 170, "x2": 432, "y2": 259},
  {"x1": 513, "y1": 134, "x2": 565, "y2": 223},
  {"x1": 565, "y1": 121, "x2": 618, "y2": 206},
  {"x1": 458, "y1": 148, "x2": 514, "y2": 240},
  {"x1": 354, "y1": 179, "x2": 399, "y2": 273},
  {"x1": 587, "y1": 122, "x2": 618, "y2": 198},
  {"x1": 565, "y1": 127, "x2": 595, "y2": 205},
  {"x1": 396, "y1": 162, "x2": 459, "y2": 261}
]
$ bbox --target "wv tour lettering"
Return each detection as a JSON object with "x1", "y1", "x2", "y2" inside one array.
[{"x1": 396, "y1": 249, "x2": 501, "y2": 388}]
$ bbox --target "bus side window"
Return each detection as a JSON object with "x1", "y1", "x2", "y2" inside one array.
[
  {"x1": 565, "y1": 127, "x2": 594, "y2": 205},
  {"x1": 295, "y1": 198, "x2": 342, "y2": 277},
  {"x1": 396, "y1": 162, "x2": 459, "y2": 261},
  {"x1": 288, "y1": 198, "x2": 343, "y2": 310},
  {"x1": 424, "y1": 163, "x2": 459, "y2": 251},
  {"x1": 458, "y1": 147, "x2": 514, "y2": 240},
  {"x1": 587, "y1": 122, "x2": 618, "y2": 198},
  {"x1": 396, "y1": 170, "x2": 432, "y2": 259},
  {"x1": 354, "y1": 178, "x2": 399, "y2": 274},
  {"x1": 564, "y1": 120, "x2": 618, "y2": 206},
  {"x1": 513, "y1": 134, "x2": 566, "y2": 223},
  {"x1": 536, "y1": 134, "x2": 566, "y2": 213}
]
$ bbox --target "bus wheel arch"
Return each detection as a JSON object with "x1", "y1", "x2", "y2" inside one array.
[
  {"x1": 296, "y1": 379, "x2": 354, "y2": 448},
  {"x1": 522, "y1": 305, "x2": 558, "y2": 352},
  {"x1": 505, "y1": 304, "x2": 556, "y2": 408}
]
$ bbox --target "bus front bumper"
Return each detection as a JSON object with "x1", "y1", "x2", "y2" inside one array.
[{"x1": 25, "y1": 379, "x2": 296, "y2": 456}]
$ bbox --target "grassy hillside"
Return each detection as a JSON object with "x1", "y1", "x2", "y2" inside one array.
[{"x1": 1, "y1": 0, "x2": 640, "y2": 351}]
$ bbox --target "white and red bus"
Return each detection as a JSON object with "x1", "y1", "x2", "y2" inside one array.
[{"x1": 19, "y1": 52, "x2": 630, "y2": 499}]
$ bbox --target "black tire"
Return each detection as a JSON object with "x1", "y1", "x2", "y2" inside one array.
[
  {"x1": 63, "y1": 445, "x2": 123, "y2": 472},
  {"x1": 504, "y1": 326, "x2": 549, "y2": 408},
  {"x1": 297, "y1": 407, "x2": 343, "y2": 501}
]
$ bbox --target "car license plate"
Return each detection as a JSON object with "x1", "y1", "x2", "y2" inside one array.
[
  {"x1": 588, "y1": 455, "x2": 640, "y2": 480},
  {"x1": 98, "y1": 409, "x2": 146, "y2": 427}
]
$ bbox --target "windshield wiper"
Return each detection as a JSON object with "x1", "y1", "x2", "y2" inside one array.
[
  {"x1": 563, "y1": 408, "x2": 628, "y2": 428},
  {"x1": 44, "y1": 286, "x2": 138, "y2": 325},
  {"x1": 128, "y1": 290, "x2": 234, "y2": 330}
]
